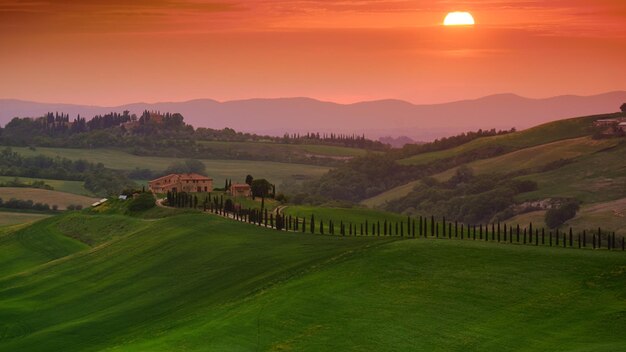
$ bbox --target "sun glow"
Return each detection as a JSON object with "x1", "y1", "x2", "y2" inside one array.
[{"x1": 443, "y1": 12, "x2": 475, "y2": 26}]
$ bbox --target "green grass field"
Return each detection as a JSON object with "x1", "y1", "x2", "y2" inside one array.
[
  {"x1": 516, "y1": 142, "x2": 626, "y2": 204},
  {"x1": 361, "y1": 179, "x2": 422, "y2": 208},
  {"x1": 0, "y1": 176, "x2": 92, "y2": 196},
  {"x1": 283, "y1": 205, "x2": 408, "y2": 226},
  {"x1": 197, "y1": 140, "x2": 370, "y2": 158},
  {"x1": 0, "y1": 211, "x2": 51, "y2": 227},
  {"x1": 507, "y1": 198, "x2": 626, "y2": 237},
  {"x1": 432, "y1": 136, "x2": 619, "y2": 181},
  {"x1": 0, "y1": 210, "x2": 624, "y2": 351},
  {"x1": 0, "y1": 187, "x2": 99, "y2": 210},
  {"x1": 365, "y1": 138, "x2": 625, "y2": 209},
  {"x1": 9, "y1": 146, "x2": 331, "y2": 186},
  {"x1": 398, "y1": 113, "x2": 620, "y2": 166}
]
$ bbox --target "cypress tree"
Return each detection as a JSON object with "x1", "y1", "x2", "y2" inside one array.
[
  {"x1": 473, "y1": 225, "x2": 476, "y2": 240},
  {"x1": 516, "y1": 224, "x2": 520, "y2": 243},
  {"x1": 550, "y1": 231, "x2": 553, "y2": 246},
  {"x1": 569, "y1": 228, "x2": 573, "y2": 247},
  {"x1": 598, "y1": 228, "x2": 601, "y2": 249},
  {"x1": 491, "y1": 223, "x2": 495, "y2": 241},
  {"x1": 431, "y1": 216, "x2": 435, "y2": 236},
  {"x1": 320, "y1": 220, "x2": 324, "y2": 235},
  {"x1": 377, "y1": 221, "x2": 380, "y2": 236},
  {"x1": 556, "y1": 229, "x2": 559, "y2": 246},
  {"x1": 592, "y1": 233, "x2": 596, "y2": 249},
  {"x1": 302, "y1": 217, "x2": 306, "y2": 233},
  {"x1": 365, "y1": 220, "x2": 369, "y2": 236},
  {"x1": 384, "y1": 220, "x2": 388, "y2": 236},
  {"x1": 504, "y1": 224, "x2": 508, "y2": 242},
  {"x1": 542, "y1": 228, "x2": 545, "y2": 245},
  {"x1": 479, "y1": 224, "x2": 483, "y2": 240},
  {"x1": 311, "y1": 215, "x2": 315, "y2": 234},
  {"x1": 455, "y1": 221, "x2": 458, "y2": 238},
  {"x1": 360, "y1": 223, "x2": 363, "y2": 236},
  {"x1": 622, "y1": 236, "x2": 624, "y2": 251},
  {"x1": 460, "y1": 224, "x2": 464, "y2": 240},
  {"x1": 535, "y1": 229, "x2": 539, "y2": 246},
  {"x1": 419, "y1": 216, "x2": 423, "y2": 237},
  {"x1": 523, "y1": 228, "x2": 527, "y2": 244},
  {"x1": 497, "y1": 222, "x2": 501, "y2": 242}
]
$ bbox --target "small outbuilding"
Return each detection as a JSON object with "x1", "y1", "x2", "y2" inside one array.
[{"x1": 230, "y1": 183, "x2": 252, "y2": 197}]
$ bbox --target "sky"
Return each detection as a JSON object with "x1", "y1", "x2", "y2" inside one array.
[{"x1": 0, "y1": 0, "x2": 625, "y2": 106}]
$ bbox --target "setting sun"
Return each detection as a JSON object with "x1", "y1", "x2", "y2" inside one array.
[{"x1": 444, "y1": 12, "x2": 475, "y2": 26}]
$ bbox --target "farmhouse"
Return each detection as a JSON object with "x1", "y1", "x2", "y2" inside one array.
[
  {"x1": 148, "y1": 173, "x2": 213, "y2": 193},
  {"x1": 593, "y1": 119, "x2": 620, "y2": 127},
  {"x1": 230, "y1": 183, "x2": 252, "y2": 197},
  {"x1": 619, "y1": 122, "x2": 626, "y2": 132}
]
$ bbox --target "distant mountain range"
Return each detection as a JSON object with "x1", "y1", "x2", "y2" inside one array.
[{"x1": 1, "y1": 92, "x2": 625, "y2": 140}]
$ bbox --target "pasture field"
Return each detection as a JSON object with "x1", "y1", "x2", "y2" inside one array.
[
  {"x1": 515, "y1": 142, "x2": 626, "y2": 204},
  {"x1": 0, "y1": 176, "x2": 92, "y2": 196},
  {"x1": 0, "y1": 187, "x2": 99, "y2": 209},
  {"x1": 0, "y1": 211, "x2": 51, "y2": 227},
  {"x1": 0, "y1": 210, "x2": 624, "y2": 351},
  {"x1": 284, "y1": 205, "x2": 425, "y2": 226},
  {"x1": 197, "y1": 140, "x2": 370, "y2": 158},
  {"x1": 361, "y1": 179, "x2": 421, "y2": 208},
  {"x1": 432, "y1": 136, "x2": 619, "y2": 181},
  {"x1": 9, "y1": 146, "x2": 331, "y2": 185},
  {"x1": 507, "y1": 198, "x2": 626, "y2": 237},
  {"x1": 365, "y1": 138, "x2": 625, "y2": 208},
  {"x1": 398, "y1": 113, "x2": 615, "y2": 166}
]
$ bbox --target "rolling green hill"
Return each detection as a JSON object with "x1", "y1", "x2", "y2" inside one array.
[
  {"x1": 365, "y1": 114, "x2": 625, "y2": 212},
  {"x1": 0, "y1": 188, "x2": 99, "y2": 210},
  {"x1": 0, "y1": 176, "x2": 92, "y2": 196},
  {"x1": 515, "y1": 142, "x2": 626, "y2": 204},
  {"x1": 0, "y1": 210, "x2": 624, "y2": 351},
  {"x1": 431, "y1": 136, "x2": 619, "y2": 182},
  {"x1": 398, "y1": 112, "x2": 623, "y2": 166},
  {"x1": 197, "y1": 140, "x2": 371, "y2": 158},
  {"x1": 9, "y1": 146, "x2": 331, "y2": 185}
]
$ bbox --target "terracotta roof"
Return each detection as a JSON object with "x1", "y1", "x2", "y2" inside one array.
[
  {"x1": 149, "y1": 173, "x2": 179, "y2": 183},
  {"x1": 149, "y1": 173, "x2": 212, "y2": 183},
  {"x1": 178, "y1": 173, "x2": 212, "y2": 180},
  {"x1": 231, "y1": 183, "x2": 251, "y2": 189}
]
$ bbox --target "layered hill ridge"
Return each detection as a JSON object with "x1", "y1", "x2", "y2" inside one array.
[{"x1": 2, "y1": 91, "x2": 625, "y2": 140}]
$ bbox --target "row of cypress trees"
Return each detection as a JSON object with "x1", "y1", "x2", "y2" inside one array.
[{"x1": 166, "y1": 191, "x2": 624, "y2": 251}]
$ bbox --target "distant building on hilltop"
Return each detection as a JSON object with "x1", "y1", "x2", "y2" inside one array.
[
  {"x1": 148, "y1": 173, "x2": 213, "y2": 193},
  {"x1": 229, "y1": 183, "x2": 252, "y2": 197},
  {"x1": 593, "y1": 119, "x2": 620, "y2": 127}
]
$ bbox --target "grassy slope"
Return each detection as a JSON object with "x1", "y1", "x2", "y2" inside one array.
[
  {"x1": 398, "y1": 113, "x2": 620, "y2": 166},
  {"x1": 197, "y1": 140, "x2": 370, "y2": 158},
  {"x1": 0, "y1": 212, "x2": 624, "y2": 351},
  {"x1": 9, "y1": 147, "x2": 330, "y2": 185},
  {"x1": 0, "y1": 211, "x2": 51, "y2": 227},
  {"x1": 516, "y1": 142, "x2": 626, "y2": 203},
  {"x1": 0, "y1": 187, "x2": 99, "y2": 209},
  {"x1": 0, "y1": 217, "x2": 87, "y2": 278},
  {"x1": 361, "y1": 179, "x2": 422, "y2": 208},
  {"x1": 508, "y1": 198, "x2": 626, "y2": 236},
  {"x1": 283, "y1": 205, "x2": 408, "y2": 225},
  {"x1": 0, "y1": 176, "x2": 92, "y2": 196},
  {"x1": 432, "y1": 136, "x2": 620, "y2": 181}
]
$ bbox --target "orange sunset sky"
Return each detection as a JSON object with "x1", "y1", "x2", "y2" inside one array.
[{"x1": 1, "y1": 0, "x2": 625, "y2": 106}]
